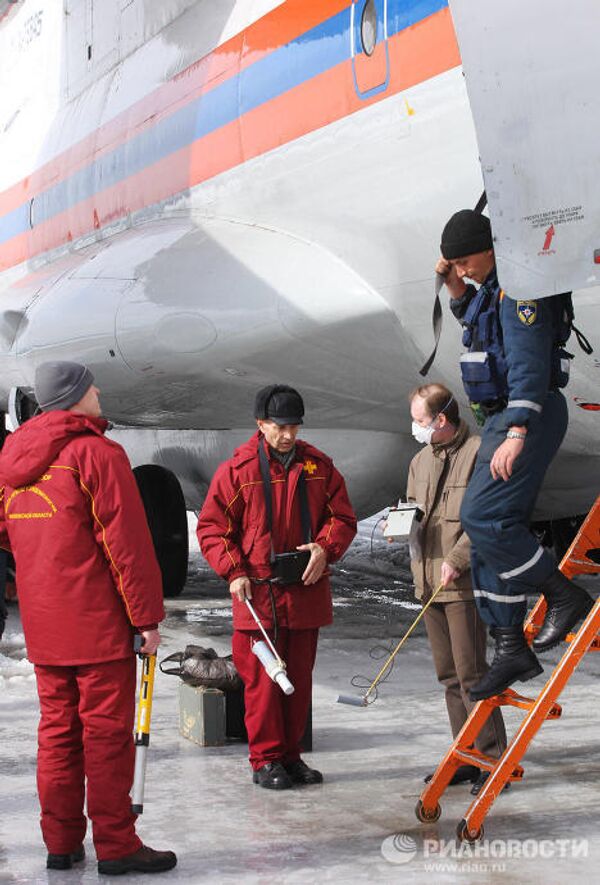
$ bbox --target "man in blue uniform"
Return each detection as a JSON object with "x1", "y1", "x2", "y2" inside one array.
[{"x1": 436, "y1": 209, "x2": 593, "y2": 699}]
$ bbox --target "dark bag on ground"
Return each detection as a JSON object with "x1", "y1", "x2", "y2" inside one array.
[{"x1": 160, "y1": 645, "x2": 242, "y2": 691}]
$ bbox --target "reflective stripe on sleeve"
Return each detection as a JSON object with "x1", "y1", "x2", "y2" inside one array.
[
  {"x1": 507, "y1": 399, "x2": 543, "y2": 413},
  {"x1": 498, "y1": 546, "x2": 544, "y2": 580},
  {"x1": 473, "y1": 589, "x2": 527, "y2": 603},
  {"x1": 460, "y1": 352, "x2": 487, "y2": 363}
]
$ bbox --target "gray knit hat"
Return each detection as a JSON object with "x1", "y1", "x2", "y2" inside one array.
[{"x1": 34, "y1": 361, "x2": 95, "y2": 412}]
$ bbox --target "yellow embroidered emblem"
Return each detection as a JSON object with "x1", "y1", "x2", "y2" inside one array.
[
  {"x1": 303, "y1": 460, "x2": 317, "y2": 475},
  {"x1": 517, "y1": 300, "x2": 537, "y2": 325},
  {"x1": 6, "y1": 484, "x2": 58, "y2": 519}
]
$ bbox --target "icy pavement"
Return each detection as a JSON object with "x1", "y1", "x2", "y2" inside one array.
[{"x1": 1, "y1": 517, "x2": 600, "y2": 884}]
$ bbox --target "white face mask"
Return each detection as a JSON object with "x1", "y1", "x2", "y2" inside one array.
[
  {"x1": 411, "y1": 420, "x2": 436, "y2": 445},
  {"x1": 411, "y1": 395, "x2": 454, "y2": 446}
]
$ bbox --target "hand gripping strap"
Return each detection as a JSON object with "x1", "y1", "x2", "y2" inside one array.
[{"x1": 420, "y1": 190, "x2": 488, "y2": 376}]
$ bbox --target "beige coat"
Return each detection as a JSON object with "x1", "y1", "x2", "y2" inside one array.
[{"x1": 406, "y1": 420, "x2": 480, "y2": 603}]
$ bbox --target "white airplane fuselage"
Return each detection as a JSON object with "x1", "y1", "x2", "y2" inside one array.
[{"x1": 0, "y1": 0, "x2": 598, "y2": 519}]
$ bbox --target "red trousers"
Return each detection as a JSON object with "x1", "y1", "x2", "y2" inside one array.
[
  {"x1": 232, "y1": 627, "x2": 318, "y2": 770},
  {"x1": 34, "y1": 657, "x2": 142, "y2": 861}
]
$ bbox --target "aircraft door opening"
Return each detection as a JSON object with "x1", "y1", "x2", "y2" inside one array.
[{"x1": 351, "y1": 0, "x2": 390, "y2": 99}]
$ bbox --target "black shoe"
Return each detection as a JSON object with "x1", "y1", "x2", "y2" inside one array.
[
  {"x1": 470, "y1": 770, "x2": 511, "y2": 796},
  {"x1": 533, "y1": 571, "x2": 594, "y2": 652},
  {"x1": 252, "y1": 761, "x2": 293, "y2": 790},
  {"x1": 424, "y1": 764, "x2": 479, "y2": 786},
  {"x1": 98, "y1": 845, "x2": 177, "y2": 876},
  {"x1": 284, "y1": 759, "x2": 323, "y2": 785},
  {"x1": 469, "y1": 627, "x2": 543, "y2": 701},
  {"x1": 47, "y1": 845, "x2": 85, "y2": 870}
]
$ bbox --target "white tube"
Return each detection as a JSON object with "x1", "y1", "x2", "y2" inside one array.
[
  {"x1": 245, "y1": 600, "x2": 281, "y2": 661},
  {"x1": 131, "y1": 745, "x2": 148, "y2": 813},
  {"x1": 252, "y1": 640, "x2": 295, "y2": 695}
]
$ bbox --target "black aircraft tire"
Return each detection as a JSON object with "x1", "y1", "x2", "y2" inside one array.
[{"x1": 134, "y1": 465, "x2": 188, "y2": 598}]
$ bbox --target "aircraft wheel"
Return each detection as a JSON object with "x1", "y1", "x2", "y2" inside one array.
[
  {"x1": 134, "y1": 465, "x2": 188, "y2": 598},
  {"x1": 415, "y1": 799, "x2": 441, "y2": 823}
]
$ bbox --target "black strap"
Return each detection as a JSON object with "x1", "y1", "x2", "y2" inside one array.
[
  {"x1": 420, "y1": 190, "x2": 487, "y2": 377},
  {"x1": 473, "y1": 190, "x2": 488, "y2": 215},
  {"x1": 572, "y1": 323, "x2": 594, "y2": 355},
  {"x1": 419, "y1": 273, "x2": 444, "y2": 377},
  {"x1": 298, "y1": 471, "x2": 312, "y2": 545},
  {"x1": 259, "y1": 443, "x2": 274, "y2": 540},
  {"x1": 159, "y1": 652, "x2": 184, "y2": 677},
  {"x1": 258, "y1": 442, "x2": 312, "y2": 559}
]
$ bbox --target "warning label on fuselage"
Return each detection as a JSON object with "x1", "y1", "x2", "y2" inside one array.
[{"x1": 522, "y1": 205, "x2": 585, "y2": 229}]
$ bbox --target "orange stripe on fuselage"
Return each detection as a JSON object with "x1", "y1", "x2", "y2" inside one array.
[
  {"x1": 0, "y1": 0, "x2": 351, "y2": 217},
  {"x1": 0, "y1": 7, "x2": 459, "y2": 272}
]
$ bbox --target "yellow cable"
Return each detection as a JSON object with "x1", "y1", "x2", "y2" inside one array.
[{"x1": 364, "y1": 583, "x2": 444, "y2": 700}]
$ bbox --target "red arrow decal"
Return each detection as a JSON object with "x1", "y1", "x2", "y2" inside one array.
[{"x1": 542, "y1": 223, "x2": 555, "y2": 252}]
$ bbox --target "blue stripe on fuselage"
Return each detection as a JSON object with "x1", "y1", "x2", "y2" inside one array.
[{"x1": 0, "y1": 0, "x2": 448, "y2": 248}]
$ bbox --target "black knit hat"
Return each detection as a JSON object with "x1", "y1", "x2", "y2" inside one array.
[
  {"x1": 34, "y1": 361, "x2": 94, "y2": 412},
  {"x1": 440, "y1": 210, "x2": 493, "y2": 260},
  {"x1": 254, "y1": 385, "x2": 304, "y2": 425}
]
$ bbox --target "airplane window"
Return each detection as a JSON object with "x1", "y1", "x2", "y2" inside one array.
[{"x1": 361, "y1": 0, "x2": 377, "y2": 56}]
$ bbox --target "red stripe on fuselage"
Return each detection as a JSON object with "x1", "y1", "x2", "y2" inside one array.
[
  {"x1": 0, "y1": 0, "x2": 350, "y2": 217},
  {"x1": 0, "y1": 6, "x2": 459, "y2": 272}
]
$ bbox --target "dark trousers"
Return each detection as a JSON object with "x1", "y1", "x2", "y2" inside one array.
[
  {"x1": 424, "y1": 600, "x2": 506, "y2": 757},
  {"x1": 461, "y1": 392, "x2": 568, "y2": 627},
  {"x1": 0, "y1": 550, "x2": 6, "y2": 637},
  {"x1": 35, "y1": 657, "x2": 141, "y2": 861},
  {"x1": 232, "y1": 627, "x2": 318, "y2": 770}
]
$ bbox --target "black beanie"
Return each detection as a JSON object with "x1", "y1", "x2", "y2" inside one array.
[
  {"x1": 254, "y1": 385, "x2": 304, "y2": 425},
  {"x1": 440, "y1": 210, "x2": 493, "y2": 260}
]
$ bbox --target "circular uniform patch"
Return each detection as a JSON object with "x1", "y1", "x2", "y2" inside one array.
[{"x1": 517, "y1": 300, "x2": 538, "y2": 325}]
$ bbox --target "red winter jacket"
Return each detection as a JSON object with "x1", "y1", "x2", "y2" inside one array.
[
  {"x1": 0, "y1": 412, "x2": 164, "y2": 666},
  {"x1": 197, "y1": 432, "x2": 357, "y2": 630}
]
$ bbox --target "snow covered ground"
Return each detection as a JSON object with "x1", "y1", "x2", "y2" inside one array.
[{"x1": 1, "y1": 517, "x2": 600, "y2": 884}]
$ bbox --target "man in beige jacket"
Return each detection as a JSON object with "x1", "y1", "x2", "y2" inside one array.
[{"x1": 406, "y1": 383, "x2": 506, "y2": 795}]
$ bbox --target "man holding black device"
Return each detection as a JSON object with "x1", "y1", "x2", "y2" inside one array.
[{"x1": 197, "y1": 385, "x2": 356, "y2": 789}]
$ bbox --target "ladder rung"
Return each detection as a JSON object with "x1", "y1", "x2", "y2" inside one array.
[
  {"x1": 495, "y1": 689, "x2": 562, "y2": 718},
  {"x1": 453, "y1": 747, "x2": 524, "y2": 780},
  {"x1": 564, "y1": 632, "x2": 600, "y2": 649},
  {"x1": 416, "y1": 497, "x2": 600, "y2": 838}
]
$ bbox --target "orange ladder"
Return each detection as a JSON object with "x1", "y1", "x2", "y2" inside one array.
[{"x1": 415, "y1": 495, "x2": 600, "y2": 842}]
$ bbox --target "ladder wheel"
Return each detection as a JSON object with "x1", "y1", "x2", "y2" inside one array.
[
  {"x1": 456, "y1": 818, "x2": 484, "y2": 844},
  {"x1": 415, "y1": 799, "x2": 441, "y2": 823}
]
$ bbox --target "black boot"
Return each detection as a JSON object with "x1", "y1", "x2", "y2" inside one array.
[
  {"x1": 533, "y1": 571, "x2": 594, "y2": 652},
  {"x1": 97, "y1": 845, "x2": 177, "y2": 876},
  {"x1": 424, "y1": 764, "x2": 479, "y2": 785},
  {"x1": 470, "y1": 770, "x2": 511, "y2": 796},
  {"x1": 47, "y1": 845, "x2": 85, "y2": 870},
  {"x1": 469, "y1": 627, "x2": 543, "y2": 701},
  {"x1": 252, "y1": 761, "x2": 293, "y2": 790},
  {"x1": 284, "y1": 759, "x2": 323, "y2": 785}
]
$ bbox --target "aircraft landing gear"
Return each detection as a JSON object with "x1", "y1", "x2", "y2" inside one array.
[{"x1": 134, "y1": 464, "x2": 188, "y2": 598}]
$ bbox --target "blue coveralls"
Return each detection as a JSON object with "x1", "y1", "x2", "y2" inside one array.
[{"x1": 452, "y1": 271, "x2": 571, "y2": 627}]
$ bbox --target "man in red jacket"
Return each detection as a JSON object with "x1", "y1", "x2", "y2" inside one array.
[
  {"x1": 197, "y1": 385, "x2": 357, "y2": 790},
  {"x1": 0, "y1": 361, "x2": 176, "y2": 876}
]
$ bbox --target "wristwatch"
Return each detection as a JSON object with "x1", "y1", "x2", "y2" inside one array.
[{"x1": 506, "y1": 430, "x2": 527, "y2": 440}]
